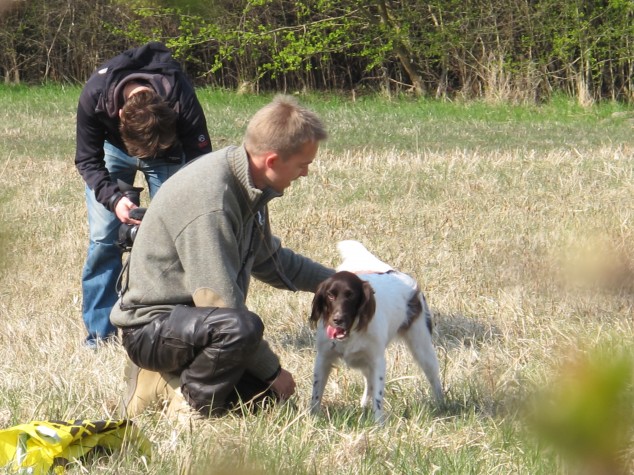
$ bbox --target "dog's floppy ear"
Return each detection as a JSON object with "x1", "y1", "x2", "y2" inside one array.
[
  {"x1": 310, "y1": 279, "x2": 330, "y2": 328},
  {"x1": 356, "y1": 280, "x2": 376, "y2": 332}
]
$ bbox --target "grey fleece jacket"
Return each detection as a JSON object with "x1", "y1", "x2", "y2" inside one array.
[{"x1": 110, "y1": 145, "x2": 334, "y2": 380}]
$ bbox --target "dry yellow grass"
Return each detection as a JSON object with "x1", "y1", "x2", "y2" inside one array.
[{"x1": 0, "y1": 88, "x2": 632, "y2": 473}]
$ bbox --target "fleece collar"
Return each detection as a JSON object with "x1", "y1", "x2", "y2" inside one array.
[{"x1": 227, "y1": 145, "x2": 281, "y2": 213}]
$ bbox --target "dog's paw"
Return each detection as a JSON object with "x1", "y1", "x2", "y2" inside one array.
[{"x1": 309, "y1": 400, "x2": 322, "y2": 416}]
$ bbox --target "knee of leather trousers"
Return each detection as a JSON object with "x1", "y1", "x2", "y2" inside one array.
[
  {"x1": 122, "y1": 305, "x2": 264, "y2": 374},
  {"x1": 121, "y1": 305, "x2": 265, "y2": 413}
]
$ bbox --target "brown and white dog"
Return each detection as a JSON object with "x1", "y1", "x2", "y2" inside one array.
[{"x1": 309, "y1": 240, "x2": 443, "y2": 421}]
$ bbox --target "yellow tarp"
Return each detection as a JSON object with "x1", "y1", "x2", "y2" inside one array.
[{"x1": 0, "y1": 419, "x2": 151, "y2": 474}]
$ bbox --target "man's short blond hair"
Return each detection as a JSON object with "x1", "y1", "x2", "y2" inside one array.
[{"x1": 244, "y1": 95, "x2": 328, "y2": 159}]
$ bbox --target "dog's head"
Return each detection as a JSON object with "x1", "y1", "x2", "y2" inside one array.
[{"x1": 310, "y1": 271, "x2": 376, "y2": 340}]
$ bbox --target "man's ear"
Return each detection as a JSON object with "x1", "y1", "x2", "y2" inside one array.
[{"x1": 263, "y1": 152, "x2": 280, "y2": 170}]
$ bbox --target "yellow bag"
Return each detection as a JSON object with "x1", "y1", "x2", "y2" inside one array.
[{"x1": 0, "y1": 419, "x2": 151, "y2": 474}]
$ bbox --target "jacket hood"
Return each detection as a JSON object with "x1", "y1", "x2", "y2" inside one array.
[{"x1": 95, "y1": 42, "x2": 181, "y2": 118}]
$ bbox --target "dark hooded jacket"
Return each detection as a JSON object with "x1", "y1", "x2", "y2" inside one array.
[{"x1": 75, "y1": 42, "x2": 212, "y2": 210}]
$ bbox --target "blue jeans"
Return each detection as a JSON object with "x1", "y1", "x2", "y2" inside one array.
[{"x1": 82, "y1": 142, "x2": 183, "y2": 345}]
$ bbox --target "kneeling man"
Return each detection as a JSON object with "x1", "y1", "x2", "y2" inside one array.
[{"x1": 110, "y1": 95, "x2": 334, "y2": 418}]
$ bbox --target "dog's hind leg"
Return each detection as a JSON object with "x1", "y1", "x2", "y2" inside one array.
[{"x1": 402, "y1": 317, "x2": 444, "y2": 403}]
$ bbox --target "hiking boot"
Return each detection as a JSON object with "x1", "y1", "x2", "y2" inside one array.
[
  {"x1": 120, "y1": 359, "x2": 180, "y2": 418},
  {"x1": 165, "y1": 387, "x2": 204, "y2": 424}
]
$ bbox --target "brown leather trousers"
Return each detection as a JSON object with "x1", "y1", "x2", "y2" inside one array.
[{"x1": 121, "y1": 305, "x2": 273, "y2": 416}]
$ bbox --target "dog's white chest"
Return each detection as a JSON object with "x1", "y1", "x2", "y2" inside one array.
[
  {"x1": 343, "y1": 351, "x2": 374, "y2": 370},
  {"x1": 323, "y1": 335, "x2": 377, "y2": 370}
]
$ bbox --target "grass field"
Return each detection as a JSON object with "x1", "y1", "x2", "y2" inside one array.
[{"x1": 0, "y1": 85, "x2": 633, "y2": 474}]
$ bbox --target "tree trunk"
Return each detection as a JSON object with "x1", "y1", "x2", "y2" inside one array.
[{"x1": 375, "y1": 0, "x2": 424, "y2": 96}]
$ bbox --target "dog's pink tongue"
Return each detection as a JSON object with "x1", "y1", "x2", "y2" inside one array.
[{"x1": 326, "y1": 325, "x2": 339, "y2": 340}]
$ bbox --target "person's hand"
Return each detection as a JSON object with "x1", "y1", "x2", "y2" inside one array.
[
  {"x1": 269, "y1": 368, "x2": 296, "y2": 401},
  {"x1": 115, "y1": 196, "x2": 141, "y2": 224}
]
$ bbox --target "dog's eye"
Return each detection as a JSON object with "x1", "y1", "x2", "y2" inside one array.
[{"x1": 326, "y1": 292, "x2": 335, "y2": 301}]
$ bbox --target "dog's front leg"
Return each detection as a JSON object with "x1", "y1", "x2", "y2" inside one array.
[
  {"x1": 360, "y1": 366, "x2": 373, "y2": 409},
  {"x1": 310, "y1": 351, "x2": 335, "y2": 415},
  {"x1": 362, "y1": 355, "x2": 387, "y2": 423}
]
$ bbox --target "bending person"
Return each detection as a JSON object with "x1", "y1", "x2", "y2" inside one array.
[{"x1": 75, "y1": 41, "x2": 212, "y2": 347}]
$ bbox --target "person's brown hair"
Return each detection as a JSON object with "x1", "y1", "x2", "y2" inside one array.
[
  {"x1": 244, "y1": 95, "x2": 327, "y2": 159},
  {"x1": 119, "y1": 89, "x2": 178, "y2": 159}
]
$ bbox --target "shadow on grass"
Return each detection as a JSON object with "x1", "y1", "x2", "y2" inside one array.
[
  {"x1": 432, "y1": 312, "x2": 512, "y2": 420},
  {"x1": 275, "y1": 325, "x2": 316, "y2": 350},
  {"x1": 434, "y1": 311, "x2": 501, "y2": 351}
]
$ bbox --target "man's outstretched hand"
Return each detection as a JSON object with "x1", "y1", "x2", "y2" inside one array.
[{"x1": 269, "y1": 368, "x2": 296, "y2": 401}]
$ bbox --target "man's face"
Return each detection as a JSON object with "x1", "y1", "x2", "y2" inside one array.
[{"x1": 267, "y1": 140, "x2": 319, "y2": 193}]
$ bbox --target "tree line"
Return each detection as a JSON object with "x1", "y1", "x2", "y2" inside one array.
[{"x1": 1, "y1": 0, "x2": 633, "y2": 104}]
